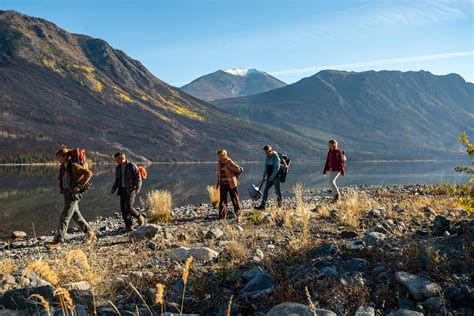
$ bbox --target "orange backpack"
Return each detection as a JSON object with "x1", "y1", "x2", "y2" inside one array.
[{"x1": 137, "y1": 166, "x2": 147, "y2": 180}]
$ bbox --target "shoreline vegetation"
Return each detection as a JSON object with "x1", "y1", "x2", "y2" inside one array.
[{"x1": 1, "y1": 184, "x2": 473, "y2": 315}]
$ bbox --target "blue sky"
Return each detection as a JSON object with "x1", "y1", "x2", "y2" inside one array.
[{"x1": 1, "y1": 0, "x2": 473, "y2": 85}]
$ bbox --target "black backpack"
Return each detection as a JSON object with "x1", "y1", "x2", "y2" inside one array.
[{"x1": 278, "y1": 153, "x2": 291, "y2": 183}]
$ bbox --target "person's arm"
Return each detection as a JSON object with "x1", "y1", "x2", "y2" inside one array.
[
  {"x1": 132, "y1": 164, "x2": 142, "y2": 192},
  {"x1": 111, "y1": 167, "x2": 119, "y2": 193},
  {"x1": 269, "y1": 153, "x2": 281, "y2": 180},
  {"x1": 227, "y1": 159, "x2": 241, "y2": 173},
  {"x1": 338, "y1": 150, "x2": 345, "y2": 176},
  {"x1": 216, "y1": 162, "x2": 220, "y2": 188},
  {"x1": 323, "y1": 152, "x2": 329, "y2": 174}
]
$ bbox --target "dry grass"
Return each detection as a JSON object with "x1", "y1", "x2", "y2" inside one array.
[
  {"x1": 227, "y1": 240, "x2": 246, "y2": 261},
  {"x1": 54, "y1": 287, "x2": 74, "y2": 315},
  {"x1": 336, "y1": 189, "x2": 379, "y2": 227},
  {"x1": 28, "y1": 294, "x2": 50, "y2": 316},
  {"x1": 207, "y1": 185, "x2": 220, "y2": 207},
  {"x1": 22, "y1": 260, "x2": 59, "y2": 286},
  {"x1": 0, "y1": 259, "x2": 16, "y2": 274},
  {"x1": 144, "y1": 189, "x2": 173, "y2": 223}
]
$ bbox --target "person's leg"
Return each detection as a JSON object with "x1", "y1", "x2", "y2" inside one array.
[
  {"x1": 273, "y1": 176, "x2": 282, "y2": 206},
  {"x1": 69, "y1": 195, "x2": 91, "y2": 233},
  {"x1": 260, "y1": 180, "x2": 274, "y2": 208},
  {"x1": 120, "y1": 191, "x2": 133, "y2": 228},
  {"x1": 218, "y1": 184, "x2": 229, "y2": 219},
  {"x1": 54, "y1": 192, "x2": 78, "y2": 242},
  {"x1": 329, "y1": 171, "x2": 341, "y2": 199},
  {"x1": 229, "y1": 186, "x2": 241, "y2": 216}
]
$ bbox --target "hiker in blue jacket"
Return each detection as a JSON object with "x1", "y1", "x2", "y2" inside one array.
[{"x1": 255, "y1": 145, "x2": 282, "y2": 210}]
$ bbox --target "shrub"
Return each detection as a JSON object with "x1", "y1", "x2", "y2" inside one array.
[
  {"x1": 207, "y1": 185, "x2": 220, "y2": 207},
  {"x1": 143, "y1": 190, "x2": 173, "y2": 223}
]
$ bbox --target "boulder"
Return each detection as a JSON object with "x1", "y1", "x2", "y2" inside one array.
[
  {"x1": 266, "y1": 302, "x2": 336, "y2": 316},
  {"x1": 355, "y1": 306, "x2": 375, "y2": 316},
  {"x1": 362, "y1": 232, "x2": 386, "y2": 246},
  {"x1": 346, "y1": 240, "x2": 365, "y2": 251},
  {"x1": 340, "y1": 230, "x2": 358, "y2": 239},
  {"x1": 0, "y1": 285, "x2": 54, "y2": 310},
  {"x1": 421, "y1": 296, "x2": 443, "y2": 312},
  {"x1": 309, "y1": 242, "x2": 337, "y2": 257},
  {"x1": 395, "y1": 271, "x2": 441, "y2": 301},
  {"x1": 128, "y1": 224, "x2": 161, "y2": 241},
  {"x1": 432, "y1": 215, "x2": 451, "y2": 236},
  {"x1": 205, "y1": 228, "x2": 224, "y2": 239},
  {"x1": 238, "y1": 268, "x2": 274, "y2": 298},
  {"x1": 170, "y1": 247, "x2": 219, "y2": 262},
  {"x1": 318, "y1": 266, "x2": 339, "y2": 279}
]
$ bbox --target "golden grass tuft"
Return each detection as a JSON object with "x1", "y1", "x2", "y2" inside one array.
[
  {"x1": 28, "y1": 294, "x2": 50, "y2": 316},
  {"x1": 155, "y1": 283, "x2": 166, "y2": 305},
  {"x1": 23, "y1": 260, "x2": 59, "y2": 285},
  {"x1": 54, "y1": 287, "x2": 74, "y2": 315},
  {"x1": 336, "y1": 189, "x2": 379, "y2": 227},
  {"x1": 144, "y1": 189, "x2": 173, "y2": 223},
  {"x1": 66, "y1": 249, "x2": 91, "y2": 271},
  {"x1": 305, "y1": 286, "x2": 316, "y2": 314},
  {"x1": 227, "y1": 240, "x2": 246, "y2": 261},
  {"x1": 226, "y1": 295, "x2": 233, "y2": 316},
  {"x1": 0, "y1": 259, "x2": 16, "y2": 274},
  {"x1": 182, "y1": 256, "x2": 193, "y2": 285},
  {"x1": 207, "y1": 185, "x2": 220, "y2": 207}
]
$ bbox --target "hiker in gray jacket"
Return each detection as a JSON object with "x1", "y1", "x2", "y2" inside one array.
[
  {"x1": 255, "y1": 145, "x2": 282, "y2": 210},
  {"x1": 111, "y1": 152, "x2": 144, "y2": 233}
]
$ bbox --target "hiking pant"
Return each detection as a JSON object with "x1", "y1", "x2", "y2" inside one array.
[
  {"x1": 119, "y1": 189, "x2": 140, "y2": 228},
  {"x1": 219, "y1": 183, "x2": 241, "y2": 219},
  {"x1": 54, "y1": 191, "x2": 91, "y2": 242},
  {"x1": 329, "y1": 171, "x2": 341, "y2": 198},
  {"x1": 261, "y1": 176, "x2": 282, "y2": 207}
]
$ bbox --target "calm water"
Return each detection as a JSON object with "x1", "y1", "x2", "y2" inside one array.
[{"x1": 0, "y1": 161, "x2": 470, "y2": 237}]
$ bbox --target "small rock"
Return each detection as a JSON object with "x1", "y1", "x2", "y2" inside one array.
[
  {"x1": 205, "y1": 228, "x2": 224, "y2": 239},
  {"x1": 395, "y1": 271, "x2": 441, "y2": 301},
  {"x1": 65, "y1": 281, "x2": 91, "y2": 291},
  {"x1": 11, "y1": 231, "x2": 27, "y2": 239},
  {"x1": 371, "y1": 207, "x2": 387, "y2": 218},
  {"x1": 318, "y1": 266, "x2": 339, "y2": 279},
  {"x1": 422, "y1": 296, "x2": 443, "y2": 312},
  {"x1": 239, "y1": 268, "x2": 274, "y2": 298},
  {"x1": 178, "y1": 232, "x2": 188, "y2": 241},
  {"x1": 362, "y1": 232, "x2": 386, "y2": 246},
  {"x1": 367, "y1": 224, "x2": 388, "y2": 234},
  {"x1": 387, "y1": 308, "x2": 424, "y2": 316},
  {"x1": 432, "y1": 215, "x2": 451, "y2": 236},
  {"x1": 170, "y1": 247, "x2": 219, "y2": 261},
  {"x1": 346, "y1": 258, "x2": 369, "y2": 272},
  {"x1": 340, "y1": 230, "x2": 358, "y2": 239},
  {"x1": 129, "y1": 224, "x2": 161, "y2": 241},
  {"x1": 346, "y1": 240, "x2": 365, "y2": 251},
  {"x1": 266, "y1": 303, "x2": 336, "y2": 316},
  {"x1": 355, "y1": 306, "x2": 375, "y2": 316},
  {"x1": 147, "y1": 241, "x2": 158, "y2": 250},
  {"x1": 309, "y1": 242, "x2": 337, "y2": 257},
  {"x1": 235, "y1": 225, "x2": 244, "y2": 232},
  {"x1": 256, "y1": 249, "x2": 264, "y2": 260}
]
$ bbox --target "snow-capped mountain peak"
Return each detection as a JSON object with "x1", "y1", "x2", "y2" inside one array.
[{"x1": 223, "y1": 68, "x2": 260, "y2": 76}]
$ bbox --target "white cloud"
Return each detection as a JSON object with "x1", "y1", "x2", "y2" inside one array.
[{"x1": 270, "y1": 51, "x2": 474, "y2": 75}]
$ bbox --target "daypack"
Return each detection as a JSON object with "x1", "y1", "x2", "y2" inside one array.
[
  {"x1": 278, "y1": 153, "x2": 291, "y2": 183},
  {"x1": 68, "y1": 148, "x2": 92, "y2": 193},
  {"x1": 341, "y1": 150, "x2": 347, "y2": 164},
  {"x1": 137, "y1": 166, "x2": 148, "y2": 180},
  {"x1": 70, "y1": 148, "x2": 89, "y2": 170}
]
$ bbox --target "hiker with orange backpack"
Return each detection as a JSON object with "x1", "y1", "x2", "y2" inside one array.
[
  {"x1": 46, "y1": 148, "x2": 97, "y2": 249},
  {"x1": 111, "y1": 152, "x2": 145, "y2": 232},
  {"x1": 215, "y1": 149, "x2": 243, "y2": 220}
]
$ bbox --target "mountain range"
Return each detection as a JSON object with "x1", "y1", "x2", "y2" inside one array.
[
  {"x1": 0, "y1": 10, "x2": 315, "y2": 163},
  {"x1": 213, "y1": 70, "x2": 474, "y2": 160},
  {"x1": 181, "y1": 68, "x2": 286, "y2": 102}
]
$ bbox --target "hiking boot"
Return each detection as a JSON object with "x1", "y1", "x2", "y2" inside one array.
[
  {"x1": 45, "y1": 240, "x2": 62, "y2": 249},
  {"x1": 277, "y1": 199, "x2": 282, "y2": 207},
  {"x1": 121, "y1": 226, "x2": 134, "y2": 234},
  {"x1": 332, "y1": 194, "x2": 340, "y2": 203},
  {"x1": 137, "y1": 214, "x2": 145, "y2": 227},
  {"x1": 254, "y1": 205, "x2": 265, "y2": 211},
  {"x1": 85, "y1": 231, "x2": 97, "y2": 245}
]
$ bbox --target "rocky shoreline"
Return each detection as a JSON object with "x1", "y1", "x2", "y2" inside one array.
[{"x1": 1, "y1": 184, "x2": 473, "y2": 315}]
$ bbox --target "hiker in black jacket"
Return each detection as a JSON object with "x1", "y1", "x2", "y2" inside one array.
[{"x1": 111, "y1": 152, "x2": 144, "y2": 232}]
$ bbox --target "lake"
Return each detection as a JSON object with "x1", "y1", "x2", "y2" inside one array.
[{"x1": 0, "y1": 161, "x2": 470, "y2": 237}]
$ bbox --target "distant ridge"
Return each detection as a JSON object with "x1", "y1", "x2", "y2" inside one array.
[{"x1": 181, "y1": 68, "x2": 286, "y2": 102}]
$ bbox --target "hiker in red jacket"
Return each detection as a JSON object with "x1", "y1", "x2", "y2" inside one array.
[{"x1": 323, "y1": 139, "x2": 345, "y2": 202}]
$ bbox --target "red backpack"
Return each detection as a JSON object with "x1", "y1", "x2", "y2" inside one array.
[
  {"x1": 70, "y1": 148, "x2": 89, "y2": 170},
  {"x1": 137, "y1": 166, "x2": 147, "y2": 180}
]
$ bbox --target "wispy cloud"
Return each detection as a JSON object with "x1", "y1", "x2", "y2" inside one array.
[{"x1": 270, "y1": 51, "x2": 474, "y2": 75}]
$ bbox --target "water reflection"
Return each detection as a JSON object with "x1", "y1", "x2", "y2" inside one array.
[{"x1": 0, "y1": 161, "x2": 469, "y2": 236}]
